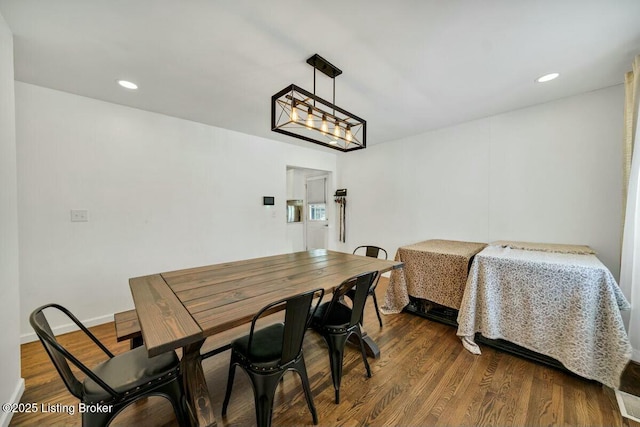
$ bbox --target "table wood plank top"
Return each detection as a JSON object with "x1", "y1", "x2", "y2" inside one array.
[
  {"x1": 130, "y1": 249, "x2": 403, "y2": 427},
  {"x1": 129, "y1": 274, "x2": 203, "y2": 357},
  {"x1": 130, "y1": 249, "x2": 402, "y2": 356}
]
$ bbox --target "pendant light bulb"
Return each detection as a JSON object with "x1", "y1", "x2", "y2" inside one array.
[
  {"x1": 290, "y1": 100, "x2": 298, "y2": 122},
  {"x1": 306, "y1": 107, "x2": 314, "y2": 129},
  {"x1": 333, "y1": 120, "x2": 341, "y2": 139},
  {"x1": 321, "y1": 115, "x2": 328, "y2": 134},
  {"x1": 345, "y1": 125, "x2": 352, "y2": 142}
]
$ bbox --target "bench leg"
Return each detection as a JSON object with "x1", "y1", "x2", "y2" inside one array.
[{"x1": 130, "y1": 335, "x2": 144, "y2": 349}]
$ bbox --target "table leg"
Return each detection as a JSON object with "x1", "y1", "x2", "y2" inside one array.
[
  {"x1": 348, "y1": 330, "x2": 380, "y2": 358},
  {"x1": 339, "y1": 297, "x2": 381, "y2": 359},
  {"x1": 181, "y1": 340, "x2": 216, "y2": 427}
]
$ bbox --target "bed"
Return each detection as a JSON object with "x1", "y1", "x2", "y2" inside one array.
[{"x1": 456, "y1": 242, "x2": 632, "y2": 388}]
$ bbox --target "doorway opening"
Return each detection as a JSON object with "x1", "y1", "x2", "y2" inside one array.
[
  {"x1": 286, "y1": 167, "x2": 332, "y2": 251},
  {"x1": 306, "y1": 175, "x2": 329, "y2": 250}
]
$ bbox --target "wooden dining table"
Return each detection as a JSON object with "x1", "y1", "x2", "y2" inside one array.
[{"x1": 129, "y1": 249, "x2": 403, "y2": 427}]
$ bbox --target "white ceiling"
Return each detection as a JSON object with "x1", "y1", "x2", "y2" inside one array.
[{"x1": 1, "y1": 0, "x2": 639, "y2": 148}]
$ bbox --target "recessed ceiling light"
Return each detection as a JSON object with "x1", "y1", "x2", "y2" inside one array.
[
  {"x1": 117, "y1": 80, "x2": 138, "y2": 90},
  {"x1": 535, "y1": 73, "x2": 560, "y2": 83}
]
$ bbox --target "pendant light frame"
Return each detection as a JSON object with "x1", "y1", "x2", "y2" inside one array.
[{"x1": 271, "y1": 54, "x2": 366, "y2": 152}]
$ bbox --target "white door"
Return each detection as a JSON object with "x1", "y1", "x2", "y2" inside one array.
[{"x1": 306, "y1": 176, "x2": 328, "y2": 249}]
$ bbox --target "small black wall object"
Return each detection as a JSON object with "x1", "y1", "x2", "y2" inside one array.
[
  {"x1": 334, "y1": 189, "x2": 347, "y2": 243},
  {"x1": 263, "y1": 196, "x2": 275, "y2": 205}
]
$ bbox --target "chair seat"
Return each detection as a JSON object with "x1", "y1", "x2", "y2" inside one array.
[
  {"x1": 31, "y1": 304, "x2": 189, "y2": 426},
  {"x1": 232, "y1": 323, "x2": 284, "y2": 364},
  {"x1": 312, "y1": 301, "x2": 352, "y2": 329},
  {"x1": 309, "y1": 271, "x2": 377, "y2": 404},
  {"x1": 222, "y1": 290, "x2": 322, "y2": 427},
  {"x1": 83, "y1": 345, "x2": 179, "y2": 402}
]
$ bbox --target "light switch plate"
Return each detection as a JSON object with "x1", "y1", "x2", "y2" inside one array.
[{"x1": 70, "y1": 209, "x2": 88, "y2": 222}]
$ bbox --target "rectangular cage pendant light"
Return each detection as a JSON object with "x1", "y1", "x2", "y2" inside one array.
[{"x1": 271, "y1": 55, "x2": 366, "y2": 152}]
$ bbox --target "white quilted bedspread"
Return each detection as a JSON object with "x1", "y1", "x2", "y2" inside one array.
[{"x1": 457, "y1": 245, "x2": 631, "y2": 388}]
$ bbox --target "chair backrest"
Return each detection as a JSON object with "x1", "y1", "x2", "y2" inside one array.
[
  {"x1": 353, "y1": 245, "x2": 388, "y2": 260},
  {"x1": 29, "y1": 304, "x2": 117, "y2": 400},
  {"x1": 322, "y1": 271, "x2": 378, "y2": 329},
  {"x1": 247, "y1": 288, "x2": 324, "y2": 366}
]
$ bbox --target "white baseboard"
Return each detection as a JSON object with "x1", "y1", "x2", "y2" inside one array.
[
  {"x1": 20, "y1": 312, "x2": 115, "y2": 344},
  {"x1": 0, "y1": 378, "x2": 25, "y2": 427}
]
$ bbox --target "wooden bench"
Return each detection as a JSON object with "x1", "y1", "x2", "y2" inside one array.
[
  {"x1": 114, "y1": 310, "x2": 145, "y2": 349},
  {"x1": 114, "y1": 309, "x2": 284, "y2": 359}
]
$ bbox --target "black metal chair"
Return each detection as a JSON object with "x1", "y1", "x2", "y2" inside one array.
[
  {"x1": 29, "y1": 304, "x2": 189, "y2": 427},
  {"x1": 222, "y1": 288, "x2": 324, "y2": 427},
  {"x1": 349, "y1": 246, "x2": 388, "y2": 327},
  {"x1": 311, "y1": 271, "x2": 378, "y2": 404}
]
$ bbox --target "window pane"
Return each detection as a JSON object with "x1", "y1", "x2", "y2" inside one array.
[{"x1": 308, "y1": 203, "x2": 326, "y2": 221}]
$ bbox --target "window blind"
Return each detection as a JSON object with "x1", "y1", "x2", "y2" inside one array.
[{"x1": 307, "y1": 178, "x2": 326, "y2": 204}]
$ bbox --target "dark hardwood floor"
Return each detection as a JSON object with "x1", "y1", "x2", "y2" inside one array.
[
  {"x1": 621, "y1": 361, "x2": 640, "y2": 397},
  {"x1": 11, "y1": 277, "x2": 640, "y2": 426}
]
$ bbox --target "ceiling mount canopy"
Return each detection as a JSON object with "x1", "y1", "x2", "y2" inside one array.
[{"x1": 271, "y1": 54, "x2": 366, "y2": 152}]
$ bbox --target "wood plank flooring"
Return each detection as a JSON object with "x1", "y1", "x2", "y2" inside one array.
[{"x1": 11, "y1": 277, "x2": 640, "y2": 427}]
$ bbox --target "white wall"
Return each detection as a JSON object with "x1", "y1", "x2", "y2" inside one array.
[
  {"x1": 336, "y1": 118, "x2": 491, "y2": 256},
  {"x1": 14, "y1": 79, "x2": 626, "y2": 346},
  {"x1": 0, "y1": 12, "x2": 24, "y2": 427},
  {"x1": 16, "y1": 82, "x2": 337, "y2": 339},
  {"x1": 338, "y1": 85, "x2": 624, "y2": 279}
]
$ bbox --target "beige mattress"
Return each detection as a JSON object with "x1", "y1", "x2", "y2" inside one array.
[
  {"x1": 382, "y1": 239, "x2": 487, "y2": 312},
  {"x1": 457, "y1": 244, "x2": 631, "y2": 388}
]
